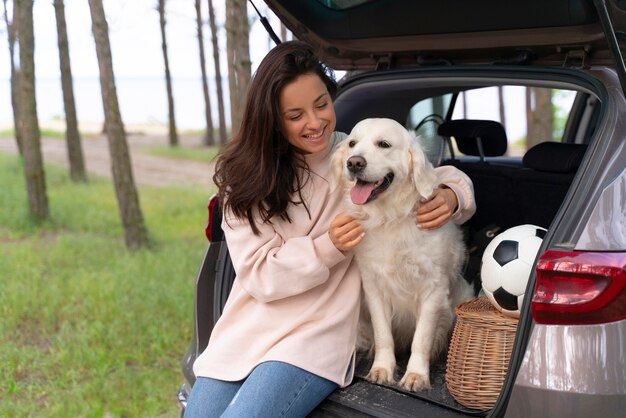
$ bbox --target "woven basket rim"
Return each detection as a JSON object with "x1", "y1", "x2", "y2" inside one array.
[{"x1": 455, "y1": 296, "x2": 519, "y2": 325}]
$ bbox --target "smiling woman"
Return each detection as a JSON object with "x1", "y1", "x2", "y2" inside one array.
[{"x1": 184, "y1": 40, "x2": 362, "y2": 417}]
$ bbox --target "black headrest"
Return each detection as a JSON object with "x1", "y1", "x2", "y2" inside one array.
[
  {"x1": 523, "y1": 142, "x2": 587, "y2": 173},
  {"x1": 437, "y1": 119, "x2": 508, "y2": 157}
]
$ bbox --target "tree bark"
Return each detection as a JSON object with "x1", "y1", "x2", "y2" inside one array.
[
  {"x1": 3, "y1": 0, "x2": 23, "y2": 155},
  {"x1": 526, "y1": 87, "x2": 553, "y2": 149},
  {"x1": 208, "y1": 0, "x2": 227, "y2": 144},
  {"x1": 233, "y1": 0, "x2": 250, "y2": 133},
  {"x1": 88, "y1": 0, "x2": 149, "y2": 250},
  {"x1": 16, "y1": 0, "x2": 49, "y2": 221},
  {"x1": 225, "y1": 0, "x2": 238, "y2": 135},
  {"x1": 461, "y1": 91, "x2": 467, "y2": 119},
  {"x1": 525, "y1": 87, "x2": 531, "y2": 144},
  {"x1": 498, "y1": 85, "x2": 506, "y2": 132},
  {"x1": 158, "y1": 0, "x2": 178, "y2": 146},
  {"x1": 195, "y1": 0, "x2": 214, "y2": 146},
  {"x1": 54, "y1": 0, "x2": 87, "y2": 182},
  {"x1": 226, "y1": 0, "x2": 250, "y2": 135}
]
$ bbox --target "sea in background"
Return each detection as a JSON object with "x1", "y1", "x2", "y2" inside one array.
[
  {"x1": 1, "y1": 76, "x2": 572, "y2": 143},
  {"x1": 0, "y1": 76, "x2": 229, "y2": 132}
]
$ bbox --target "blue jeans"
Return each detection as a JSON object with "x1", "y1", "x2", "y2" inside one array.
[{"x1": 184, "y1": 361, "x2": 338, "y2": 418}]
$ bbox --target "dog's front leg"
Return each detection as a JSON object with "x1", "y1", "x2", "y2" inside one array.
[
  {"x1": 400, "y1": 298, "x2": 442, "y2": 391},
  {"x1": 362, "y1": 279, "x2": 396, "y2": 385}
]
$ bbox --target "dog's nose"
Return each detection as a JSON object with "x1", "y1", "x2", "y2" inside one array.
[{"x1": 346, "y1": 155, "x2": 367, "y2": 173}]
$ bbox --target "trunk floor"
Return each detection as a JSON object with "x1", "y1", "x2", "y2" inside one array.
[{"x1": 354, "y1": 350, "x2": 480, "y2": 413}]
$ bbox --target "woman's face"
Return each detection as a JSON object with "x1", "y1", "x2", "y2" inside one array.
[{"x1": 279, "y1": 73, "x2": 336, "y2": 154}]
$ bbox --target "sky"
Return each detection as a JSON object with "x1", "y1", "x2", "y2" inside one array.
[
  {"x1": 0, "y1": 0, "x2": 285, "y2": 129},
  {"x1": 0, "y1": 0, "x2": 281, "y2": 79}
]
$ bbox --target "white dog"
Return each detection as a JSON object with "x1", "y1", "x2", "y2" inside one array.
[{"x1": 332, "y1": 118, "x2": 473, "y2": 392}]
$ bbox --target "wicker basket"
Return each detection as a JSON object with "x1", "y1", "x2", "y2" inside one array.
[{"x1": 445, "y1": 296, "x2": 518, "y2": 410}]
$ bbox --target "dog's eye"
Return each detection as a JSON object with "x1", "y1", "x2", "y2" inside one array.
[
  {"x1": 377, "y1": 140, "x2": 392, "y2": 149},
  {"x1": 348, "y1": 140, "x2": 357, "y2": 148}
]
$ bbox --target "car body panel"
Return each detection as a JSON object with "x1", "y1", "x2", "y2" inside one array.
[
  {"x1": 516, "y1": 322, "x2": 626, "y2": 394},
  {"x1": 506, "y1": 320, "x2": 626, "y2": 417},
  {"x1": 577, "y1": 164, "x2": 626, "y2": 250}
]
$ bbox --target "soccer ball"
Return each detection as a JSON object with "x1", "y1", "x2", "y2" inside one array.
[{"x1": 480, "y1": 224, "x2": 547, "y2": 318}]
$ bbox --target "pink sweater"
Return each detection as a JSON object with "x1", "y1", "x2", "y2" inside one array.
[{"x1": 192, "y1": 133, "x2": 475, "y2": 386}]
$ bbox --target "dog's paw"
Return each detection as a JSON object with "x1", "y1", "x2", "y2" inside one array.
[
  {"x1": 366, "y1": 367, "x2": 395, "y2": 385},
  {"x1": 399, "y1": 372, "x2": 431, "y2": 392}
]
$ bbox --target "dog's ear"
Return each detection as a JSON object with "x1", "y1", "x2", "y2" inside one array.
[
  {"x1": 330, "y1": 140, "x2": 348, "y2": 191},
  {"x1": 408, "y1": 140, "x2": 438, "y2": 199}
]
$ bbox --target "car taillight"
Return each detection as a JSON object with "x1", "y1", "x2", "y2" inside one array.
[
  {"x1": 531, "y1": 250, "x2": 626, "y2": 325},
  {"x1": 205, "y1": 193, "x2": 219, "y2": 242}
]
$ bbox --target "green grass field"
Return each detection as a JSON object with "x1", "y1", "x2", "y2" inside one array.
[{"x1": 0, "y1": 152, "x2": 213, "y2": 417}]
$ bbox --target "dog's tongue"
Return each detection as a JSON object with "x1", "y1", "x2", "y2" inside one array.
[{"x1": 350, "y1": 182, "x2": 375, "y2": 205}]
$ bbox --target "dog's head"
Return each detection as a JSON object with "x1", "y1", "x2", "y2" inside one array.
[{"x1": 332, "y1": 118, "x2": 437, "y2": 206}]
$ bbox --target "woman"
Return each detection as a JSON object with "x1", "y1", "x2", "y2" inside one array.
[{"x1": 185, "y1": 41, "x2": 475, "y2": 418}]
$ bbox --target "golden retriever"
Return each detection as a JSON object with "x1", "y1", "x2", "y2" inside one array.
[{"x1": 332, "y1": 118, "x2": 473, "y2": 391}]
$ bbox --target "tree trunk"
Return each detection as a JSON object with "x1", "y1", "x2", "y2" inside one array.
[
  {"x1": 525, "y1": 87, "x2": 531, "y2": 144},
  {"x1": 4, "y1": 0, "x2": 23, "y2": 155},
  {"x1": 498, "y1": 85, "x2": 506, "y2": 132},
  {"x1": 54, "y1": 0, "x2": 87, "y2": 182},
  {"x1": 16, "y1": 0, "x2": 49, "y2": 221},
  {"x1": 208, "y1": 0, "x2": 227, "y2": 144},
  {"x1": 225, "y1": 0, "x2": 238, "y2": 136},
  {"x1": 461, "y1": 91, "x2": 467, "y2": 119},
  {"x1": 226, "y1": 0, "x2": 251, "y2": 136},
  {"x1": 88, "y1": 0, "x2": 149, "y2": 250},
  {"x1": 526, "y1": 87, "x2": 553, "y2": 149},
  {"x1": 233, "y1": 0, "x2": 250, "y2": 133},
  {"x1": 158, "y1": 0, "x2": 178, "y2": 146},
  {"x1": 195, "y1": 0, "x2": 214, "y2": 146}
]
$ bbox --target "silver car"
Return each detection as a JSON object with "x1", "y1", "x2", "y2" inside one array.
[{"x1": 179, "y1": 0, "x2": 626, "y2": 416}]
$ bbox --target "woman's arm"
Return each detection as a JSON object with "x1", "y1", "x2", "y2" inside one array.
[
  {"x1": 415, "y1": 165, "x2": 476, "y2": 229},
  {"x1": 223, "y1": 210, "x2": 347, "y2": 303}
]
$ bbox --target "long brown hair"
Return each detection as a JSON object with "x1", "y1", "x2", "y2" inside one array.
[{"x1": 213, "y1": 41, "x2": 337, "y2": 234}]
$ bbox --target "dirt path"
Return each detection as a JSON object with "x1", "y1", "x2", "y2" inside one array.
[{"x1": 0, "y1": 133, "x2": 215, "y2": 188}]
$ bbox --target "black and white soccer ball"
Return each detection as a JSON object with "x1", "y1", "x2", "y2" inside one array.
[{"x1": 481, "y1": 224, "x2": 547, "y2": 318}]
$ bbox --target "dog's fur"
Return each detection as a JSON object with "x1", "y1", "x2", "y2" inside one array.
[{"x1": 332, "y1": 118, "x2": 473, "y2": 391}]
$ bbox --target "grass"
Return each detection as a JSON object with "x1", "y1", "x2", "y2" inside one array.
[
  {"x1": 138, "y1": 144, "x2": 220, "y2": 163},
  {"x1": 0, "y1": 152, "x2": 214, "y2": 417}
]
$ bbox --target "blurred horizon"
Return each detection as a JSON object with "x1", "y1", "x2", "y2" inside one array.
[{"x1": 0, "y1": 75, "x2": 229, "y2": 132}]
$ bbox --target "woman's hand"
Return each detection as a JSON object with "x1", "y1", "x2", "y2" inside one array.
[
  {"x1": 415, "y1": 186, "x2": 459, "y2": 230},
  {"x1": 330, "y1": 213, "x2": 365, "y2": 252}
]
